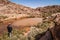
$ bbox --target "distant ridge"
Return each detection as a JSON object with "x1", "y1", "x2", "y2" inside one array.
[{"x1": 36, "y1": 5, "x2": 60, "y2": 13}]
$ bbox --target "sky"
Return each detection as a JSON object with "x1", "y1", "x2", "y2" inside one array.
[{"x1": 10, "y1": 0, "x2": 60, "y2": 8}]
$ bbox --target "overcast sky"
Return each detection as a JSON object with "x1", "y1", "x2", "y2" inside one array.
[{"x1": 10, "y1": 0, "x2": 60, "y2": 8}]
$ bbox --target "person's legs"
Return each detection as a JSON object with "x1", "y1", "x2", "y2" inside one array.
[
  {"x1": 8, "y1": 32, "x2": 11, "y2": 37},
  {"x1": 8, "y1": 32, "x2": 10, "y2": 37}
]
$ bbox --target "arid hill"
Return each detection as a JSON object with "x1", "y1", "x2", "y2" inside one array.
[
  {"x1": 0, "y1": 0, "x2": 41, "y2": 17},
  {"x1": 36, "y1": 5, "x2": 60, "y2": 13},
  {"x1": 35, "y1": 5, "x2": 60, "y2": 18},
  {"x1": 0, "y1": 0, "x2": 60, "y2": 18}
]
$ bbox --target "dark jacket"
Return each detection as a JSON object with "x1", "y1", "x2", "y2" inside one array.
[{"x1": 7, "y1": 24, "x2": 12, "y2": 33}]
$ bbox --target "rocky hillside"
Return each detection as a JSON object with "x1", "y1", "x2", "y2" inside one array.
[
  {"x1": 0, "y1": 0, "x2": 60, "y2": 18},
  {"x1": 0, "y1": 0, "x2": 10, "y2": 4},
  {"x1": 0, "y1": 0, "x2": 41, "y2": 17},
  {"x1": 35, "y1": 5, "x2": 60, "y2": 18},
  {"x1": 36, "y1": 5, "x2": 60, "y2": 13}
]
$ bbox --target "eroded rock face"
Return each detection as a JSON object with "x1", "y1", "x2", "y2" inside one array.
[
  {"x1": 54, "y1": 24, "x2": 60, "y2": 40},
  {"x1": 40, "y1": 31, "x2": 53, "y2": 40},
  {"x1": 35, "y1": 29, "x2": 53, "y2": 40},
  {"x1": 50, "y1": 14, "x2": 60, "y2": 40}
]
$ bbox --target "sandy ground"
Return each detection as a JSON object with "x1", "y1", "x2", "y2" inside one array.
[{"x1": 12, "y1": 18, "x2": 43, "y2": 27}]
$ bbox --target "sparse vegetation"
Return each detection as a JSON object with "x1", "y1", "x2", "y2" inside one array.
[
  {"x1": 42, "y1": 13, "x2": 52, "y2": 18},
  {"x1": 0, "y1": 29, "x2": 24, "y2": 40},
  {"x1": 0, "y1": 15, "x2": 8, "y2": 19}
]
